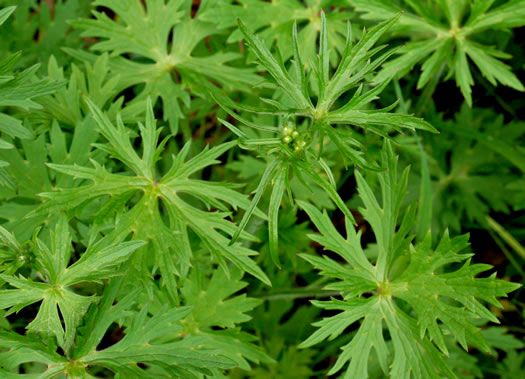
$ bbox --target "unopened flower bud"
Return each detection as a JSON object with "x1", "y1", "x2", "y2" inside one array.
[{"x1": 282, "y1": 126, "x2": 294, "y2": 136}]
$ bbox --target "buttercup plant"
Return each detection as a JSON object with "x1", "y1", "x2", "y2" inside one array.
[
  {"x1": 349, "y1": 0, "x2": 525, "y2": 105},
  {"x1": 298, "y1": 142, "x2": 520, "y2": 378},
  {"x1": 215, "y1": 13, "x2": 437, "y2": 265},
  {"x1": 200, "y1": 0, "x2": 359, "y2": 67},
  {"x1": 0, "y1": 1, "x2": 523, "y2": 378}
]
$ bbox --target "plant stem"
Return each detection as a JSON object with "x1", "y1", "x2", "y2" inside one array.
[
  {"x1": 489, "y1": 229, "x2": 525, "y2": 277},
  {"x1": 505, "y1": 326, "x2": 525, "y2": 333},
  {"x1": 255, "y1": 288, "x2": 340, "y2": 301},
  {"x1": 486, "y1": 216, "x2": 525, "y2": 260}
]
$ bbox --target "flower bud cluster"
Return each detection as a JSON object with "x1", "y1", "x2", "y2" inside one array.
[{"x1": 281, "y1": 122, "x2": 307, "y2": 152}]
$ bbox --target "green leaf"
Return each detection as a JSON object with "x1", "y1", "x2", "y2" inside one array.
[
  {"x1": 0, "y1": 53, "x2": 63, "y2": 152},
  {"x1": 0, "y1": 218, "x2": 144, "y2": 351},
  {"x1": 416, "y1": 141, "x2": 432, "y2": 241},
  {"x1": 324, "y1": 108, "x2": 438, "y2": 134},
  {"x1": 82, "y1": 305, "x2": 236, "y2": 377},
  {"x1": 0, "y1": 6, "x2": 16, "y2": 26},
  {"x1": 355, "y1": 141, "x2": 411, "y2": 279},
  {"x1": 72, "y1": 0, "x2": 257, "y2": 132},
  {"x1": 268, "y1": 165, "x2": 288, "y2": 268},
  {"x1": 423, "y1": 105, "x2": 524, "y2": 234},
  {"x1": 35, "y1": 53, "x2": 141, "y2": 129},
  {"x1": 299, "y1": 142, "x2": 520, "y2": 378},
  {"x1": 178, "y1": 267, "x2": 274, "y2": 370},
  {"x1": 466, "y1": 0, "x2": 525, "y2": 32},
  {"x1": 482, "y1": 327, "x2": 525, "y2": 355},
  {"x1": 349, "y1": 0, "x2": 446, "y2": 33},
  {"x1": 60, "y1": 240, "x2": 146, "y2": 286},
  {"x1": 74, "y1": 280, "x2": 237, "y2": 377},
  {"x1": 319, "y1": 14, "x2": 401, "y2": 112},
  {"x1": 84, "y1": 96, "x2": 152, "y2": 178},
  {"x1": 237, "y1": 18, "x2": 311, "y2": 110},
  {"x1": 463, "y1": 40, "x2": 525, "y2": 92},
  {"x1": 182, "y1": 268, "x2": 262, "y2": 330},
  {"x1": 295, "y1": 159, "x2": 356, "y2": 225},
  {"x1": 297, "y1": 200, "x2": 376, "y2": 279},
  {"x1": 375, "y1": 41, "x2": 440, "y2": 84},
  {"x1": 27, "y1": 288, "x2": 93, "y2": 352},
  {"x1": 417, "y1": 38, "x2": 453, "y2": 89},
  {"x1": 455, "y1": 39, "x2": 474, "y2": 106},
  {"x1": 0, "y1": 331, "x2": 68, "y2": 375},
  {"x1": 0, "y1": 63, "x2": 64, "y2": 109},
  {"x1": 36, "y1": 100, "x2": 270, "y2": 287},
  {"x1": 351, "y1": 0, "x2": 525, "y2": 103},
  {"x1": 201, "y1": 0, "x2": 357, "y2": 68},
  {"x1": 0, "y1": 1, "x2": 92, "y2": 68},
  {"x1": 394, "y1": 232, "x2": 520, "y2": 353},
  {"x1": 230, "y1": 159, "x2": 280, "y2": 246}
]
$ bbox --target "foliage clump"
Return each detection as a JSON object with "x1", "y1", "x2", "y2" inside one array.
[{"x1": 0, "y1": 1, "x2": 523, "y2": 378}]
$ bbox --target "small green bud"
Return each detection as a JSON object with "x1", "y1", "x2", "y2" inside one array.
[
  {"x1": 294, "y1": 139, "x2": 306, "y2": 151},
  {"x1": 291, "y1": 130, "x2": 299, "y2": 138},
  {"x1": 282, "y1": 126, "x2": 294, "y2": 136},
  {"x1": 283, "y1": 136, "x2": 292, "y2": 144},
  {"x1": 282, "y1": 121, "x2": 296, "y2": 135}
]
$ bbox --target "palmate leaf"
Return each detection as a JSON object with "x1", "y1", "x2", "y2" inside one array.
[
  {"x1": 223, "y1": 12, "x2": 437, "y2": 157},
  {"x1": 0, "y1": 216, "x2": 144, "y2": 352},
  {"x1": 200, "y1": 0, "x2": 359, "y2": 67},
  {"x1": 244, "y1": 11, "x2": 435, "y2": 131},
  {"x1": 4, "y1": 118, "x2": 100, "y2": 191},
  {"x1": 75, "y1": 283, "x2": 235, "y2": 378},
  {"x1": 80, "y1": 306, "x2": 235, "y2": 378},
  {"x1": 0, "y1": 116, "x2": 100, "y2": 241},
  {"x1": 219, "y1": 13, "x2": 436, "y2": 167},
  {"x1": 0, "y1": 132, "x2": 58, "y2": 240},
  {"x1": 0, "y1": 1, "x2": 91, "y2": 67},
  {"x1": 182, "y1": 268, "x2": 262, "y2": 330},
  {"x1": 0, "y1": 6, "x2": 64, "y2": 187},
  {"x1": 298, "y1": 141, "x2": 520, "y2": 378},
  {"x1": 0, "y1": 281, "x2": 236, "y2": 378},
  {"x1": 33, "y1": 54, "x2": 146, "y2": 129},
  {"x1": 419, "y1": 105, "x2": 525, "y2": 234},
  {"x1": 71, "y1": 0, "x2": 258, "y2": 132},
  {"x1": 177, "y1": 267, "x2": 274, "y2": 370},
  {"x1": 214, "y1": 13, "x2": 435, "y2": 266},
  {"x1": 32, "y1": 98, "x2": 270, "y2": 289},
  {"x1": 0, "y1": 133, "x2": 51, "y2": 202},
  {"x1": 349, "y1": 0, "x2": 525, "y2": 105},
  {"x1": 0, "y1": 332, "x2": 69, "y2": 377},
  {"x1": 0, "y1": 56, "x2": 64, "y2": 122}
]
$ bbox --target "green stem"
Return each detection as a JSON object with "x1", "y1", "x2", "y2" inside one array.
[
  {"x1": 255, "y1": 288, "x2": 339, "y2": 301},
  {"x1": 505, "y1": 326, "x2": 525, "y2": 333},
  {"x1": 489, "y1": 230, "x2": 525, "y2": 277},
  {"x1": 486, "y1": 216, "x2": 525, "y2": 260}
]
